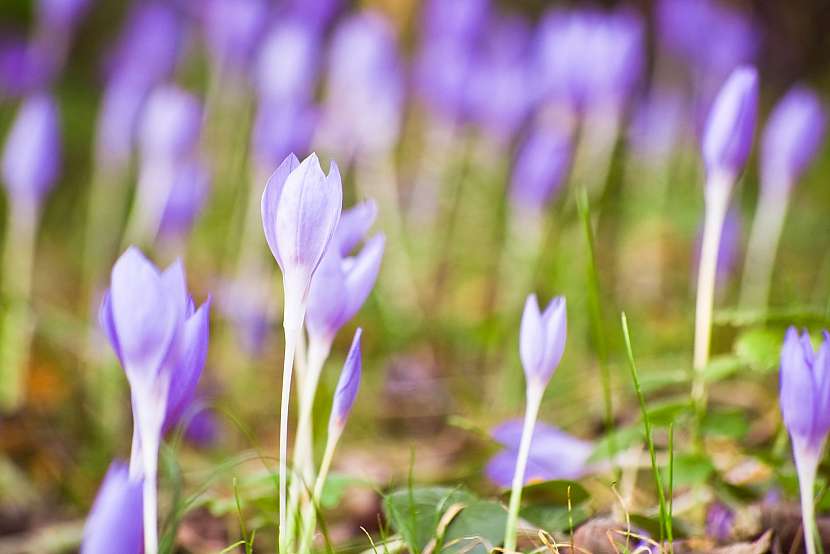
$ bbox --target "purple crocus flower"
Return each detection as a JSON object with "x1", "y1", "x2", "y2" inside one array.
[
  {"x1": 329, "y1": 328, "x2": 362, "y2": 432},
  {"x1": 535, "y1": 8, "x2": 644, "y2": 114},
  {"x1": 706, "y1": 501, "x2": 735, "y2": 542},
  {"x1": 321, "y1": 12, "x2": 404, "y2": 158},
  {"x1": 0, "y1": 37, "x2": 53, "y2": 98},
  {"x1": 81, "y1": 461, "x2": 143, "y2": 554},
  {"x1": 184, "y1": 404, "x2": 219, "y2": 447},
  {"x1": 627, "y1": 87, "x2": 687, "y2": 165},
  {"x1": 334, "y1": 199, "x2": 378, "y2": 257},
  {"x1": 2, "y1": 93, "x2": 61, "y2": 209},
  {"x1": 509, "y1": 119, "x2": 573, "y2": 211},
  {"x1": 254, "y1": 18, "x2": 319, "y2": 106},
  {"x1": 701, "y1": 66, "x2": 759, "y2": 179},
  {"x1": 520, "y1": 295, "x2": 567, "y2": 388},
  {"x1": 37, "y1": 0, "x2": 91, "y2": 34},
  {"x1": 215, "y1": 275, "x2": 270, "y2": 357},
  {"x1": 203, "y1": 0, "x2": 267, "y2": 72},
  {"x1": 261, "y1": 153, "x2": 342, "y2": 329},
  {"x1": 139, "y1": 85, "x2": 202, "y2": 162},
  {"x1": 422, "y1": 0, "x2": 489, "y2": 43},
  {"x1": 158, "y1": 158, "x2": 211, "y2": 239},
  {"x1": 284, "y1": 0, "x2": 342, "y2": 32},
  {"x1": 306, "y1": 233, "x2": 385, "y2": 345},
  {"x1": 486, "y1": 420, "x2": 594, "y2": 487},
  {"x1": 779, "y1": 327, "x2": 830, "y2": 554},
  {"x1": 761, "y1": 85, "x2": 827, "y2": 191}
]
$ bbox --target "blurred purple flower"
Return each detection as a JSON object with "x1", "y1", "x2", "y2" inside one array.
[
  {"x1": 306, "y1": 233, "x2": 385, "y2": 344},
  {"x1": 261, "y1": 153, "x2": 342, "y2": 328},
  {"x1": 628, "y1": 88, "x2": 687, "y2": 164},
  {"x1": 706, "y1": 501, "x2": 735, "y2": 542},
  {"x1": 329, "y1": 328, "x2": 362, "y2": 431},
  {"x1": 216, "y1": 276, "x2": 270, "y2": 357},
  {"x1": 81, "y1": 461, "x2": 143, "y2": 554},
  {"x1": 520, "y1": 295, "x2": 567, "y2": 388},
  {"x1": 0, "y1": 37, "x2": 53, "y2": 97},
  {"x1": 510, "y1": 119, "x2": 573, "y2": 211},
  {"x1": 284, "y1": 0, "x2": 342, "y2": 32},
  {"x1": 761, "y1": 85, "x2": 827, "y2": 191},
  {"x1": 251, "y1": 102, "x2": 318, "y2": 174},
  {"x1": 106, "y1": 3, "x2": 182, "y2": 89},
  {"x1": 485, "y1": 420, "x2": 593, "y2": 487},
  {"x1": 466, "y1": 16, "x2": 534, "y2": 143},
  {"x1": 334, "y1": 199, "x2": 378, "y2": 257},
  {"x1": 422, "y1": 0, "x2": 489, "y2": 43},
  {"x1": 322, "y1": 12, "x2": 404, "y2": 157},
  {"x1": 38, "y1": 0, "x2": 91, "y2": 34},
  {"x1": 184, "y1": 405, "x2": 220, "y2": 447},
  {"x1": 779, "y1": 328, "x2": 830, "y2": 451},
  {"x1": 94, "y1": 76, "x2": 149, "y2": 169},
  {"x1": 203, "y1": 0, "x2": 267, "y2": 71},
  {"x1": 139, "y1": 85, "x2": 202, "y2": 162},
  {"x1": 255, "y1": 18, "x2": 319, "y2": 106},
  {"x1": 2, "y1": 93, "x2": 61, "y2": 208},
  {"x1": 702, "y1": 66, "x2": 759, "y2": 179},
  {"x1": 536, "y1": 8, "x2": 644, "y2": 113},
  {"x1": 657, "y1": 0, "x2": 758, "y2": 85},
  {"x1": 158, "y1": 158, "x2": 211, "y2": 239}
]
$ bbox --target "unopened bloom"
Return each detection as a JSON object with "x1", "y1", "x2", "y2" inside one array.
[
  {"x1": 81, "y1": 461, "x2": 143, "y2": 554},
  {"x1": 139, "y1": 86, "x2": 202, "y2": 162},
  {"x1": 2, "y1": 93, "x2": 61, "y2": 208},
  {"x1": 261, "y1": 153, "x2": 342, "y2": 329},
  {"x1": 329, "y1": 328, "x2": 362, "y2": 432},
  {"x1": 486, "y1": 420, "x2": 594, "y2": 487},
  {"x1": 306, "y1": 234, "x2": 385, "y2": 345},
  {"x1": 761, "y1": 85, "x2": 826, "y2": 191},
  {"x1": 520, "y1": 295, "x2": 567, "y2": 388},
  {"x1": 510, "y1": 119, "x2": 573, "y2": 211},
  {"x1": 702, "y1": 66, "x2": 759, "y2": 179}
]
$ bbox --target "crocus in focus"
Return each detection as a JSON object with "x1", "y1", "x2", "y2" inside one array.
[
  {"x1": 740, "y1": 86, "x2": 826, "y2": 310},
  {"x1": 692, "y1": 66, "x2": 758, "y2": 408},
  {"x1": 81, "y1": 461, "x2": 143, "y2": 554},
  {"x1": 2, "y1": 93, "x2": 61, "y2": 209},
  {"x1": 779, "y1": 327, "x2": 830, "y2": 554},
  {"x1": 504, "y1": 294, "x2": 567, "y2": 551},
  {"x1": 486, "y1": 420, "x2": 593, "y2": 487}
]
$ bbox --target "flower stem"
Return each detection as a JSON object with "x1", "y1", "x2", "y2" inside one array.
[
  {"x1": 298, "y1": 425, "x2": 341, "y2": 554},
  {"x1": 503, "y1": 384, "x2": 544, "y2": 552},
  {"x1": 692, "y1": 172, "x2": 732, "y2": 412},
  {"x1": 279, "y1": 317, "x2": 302, "y2": 554},
  {"x1": 286, "y1": 335, "x2": 331, "y2": 550},
  {"x1": 738, "y1": 183, "x2": 790, "y2": 312},
  {"x1": 794, "y1": 439, "x2": 822, "y2": 554}
]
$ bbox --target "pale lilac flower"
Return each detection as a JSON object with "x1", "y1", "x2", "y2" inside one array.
[
  {"x1": 251, "y1": 103, "x2": 318, "y2": 173},
  {"x1": 486, "y1": 420, "x2": 594, "y2": 487},
  {"x1": 306, "y1": 233, "x2": 385, "y2": 344},
  {"x1": 761, "y1": 85, "x2": 826, "y2": 191},
  {"x1": 702, "y1": 66, "x2": 759, "y2": 179},
  {"x1": 0, "y1": 37, "x2": 53, "y2": 97},
  {"x1": 139, "y1": 86, "x2": 202, "y2": 162},
  {"x1": 2, "y1": 92, "x2": 61, "y2": 208},
  {"x1": 510, "y1": 119, "x2": 573, "y2": 211},
  {"x1": 215, "y1": 276, "x2": 270, "y2": 357},
  {"x1": 334, "y1": 199, "x2": 378, "y2": 256},
  {"x1": 329, "y1": 328, "x2": 362, "y2": 431},
  {"x1": 261, "y1": 153, "x2": 342, "y2": 328},
  {"x1": 706, "y1": 501, "x2": 735, "y2": 542},
  {"x1": 780, "y1": 328, "x2": 830, "y2": 450},
  {"x1": 158, "y1": 159, "x2": 211, "y2": 239},
  {"x1": 38, "y1": 0, "x2": 91, "y2": 34},
  {"x1": 81, "y1": 461, "x2": 143, "y2": 554},
  {"x1": 628, "y1": 88, "x2": 687, "y2": 164},
  {"x1": 203, "y1": 0, "x2": 267, "y2": 71},
  {"x1": 520, "y1": 295, "x2": 567, "y2": 387},
  {"x1": 322, "y1": 12, "x2": 404, "y2": 157},
  {"x1": 255, "y1": 18, "x2": 319, "y2": 106}
]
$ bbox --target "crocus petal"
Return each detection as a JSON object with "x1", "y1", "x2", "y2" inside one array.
[
  {"x1": 519, "y1": 294, "x2": 544, "y2": 383},
  {"x1": 164, "y1": 299, "x2": 211, "y2": 433},
  {"x1": 274, "y1": 153, "x2": 342, "y2": 292},
  {"x1": 342, "y1": 234, "x2": 385, "y2": 322},
  {"x1": 702, "y1": 65, "x2": 759, "y2": 177},
  {"x1": 81, "y1": 461, "x2": 143, "y2": 554},
  {"x1": 161, "y1": 259, "x2": 189, "y2": 321},
  {"x1": 305, "y1": 252, "x2": 348, "y2": 341},
  {"x1": 139, "y1": 85, "x2": 202, "y2": 161},
  {"x1": 336, "y1": 199, "x2": 378, "y2": 256},
  {"x1": 2, "y1": 92, "x2": 61, "y2": 207},
  {"x1": 761, "y1": 85, "x2": 826, "y2": 188},
  {"x1": 98, "y1": 290, "x2": 122, "y2": 364},
  {"x1": 780, "y1": 326, "x2": 816, "y2": 441},
  {"x1": 109, "y1": 247, "x2": 177, "y2": 380},
  {"x1": 261, "y1": 153, "x2": 301, "y2": 270},
  {"x1": 540, "y1": 297, "x2": 567, "y2": 382},
  {"x1": 812, "y1": 331, "x2": 830, "y2": 439},
  {"x1": 329, "y1": 328, "x2": 362, "y2": 431}
]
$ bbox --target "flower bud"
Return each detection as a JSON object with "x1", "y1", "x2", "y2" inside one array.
[{"x1": 519, "y1": 294, "x2": 567, "y2": 387}]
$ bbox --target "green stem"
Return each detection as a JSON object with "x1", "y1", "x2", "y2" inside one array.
[
  {"x1": 299, "y1": 425, "x2": 341, "y2": 553},
  {"x1": 279, "y1": 319, "x2": 302, "y2": 554},
  {"x1": 503, "y1": 384, "x2": 544, "y2": 552}
]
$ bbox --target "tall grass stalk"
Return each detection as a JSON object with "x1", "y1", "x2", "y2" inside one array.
[{"x1": 298, "y1": 426, "x2": 342, "y2": 553}]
